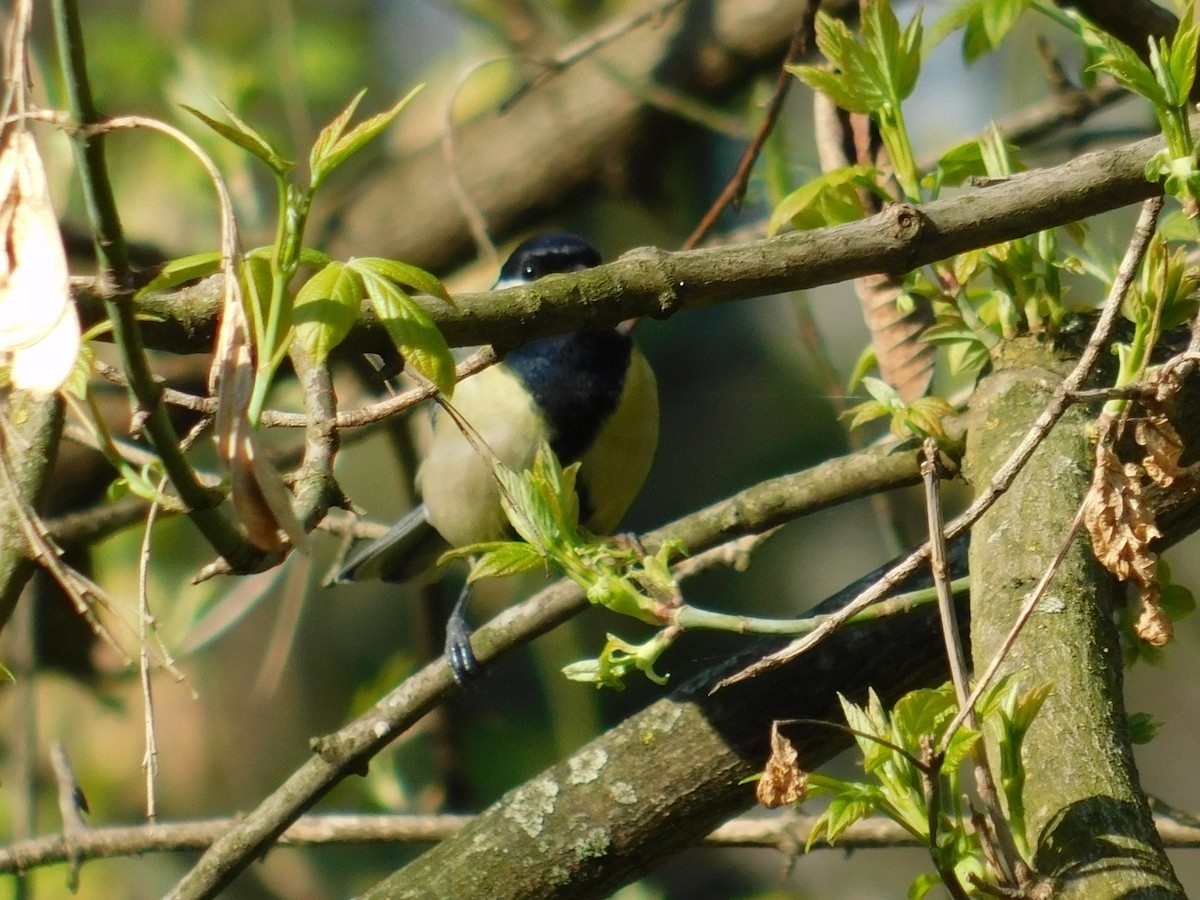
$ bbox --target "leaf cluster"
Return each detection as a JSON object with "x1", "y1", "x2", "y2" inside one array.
[
  {"x1": 156, "y1": 87, "x2": 456, "y2": 419},
  {"x1": 440, "y1": 443, "x2": 686, "y2": 689},
  {"x1": 806, "y1": 678, "x2": 1049, "y2": 898}
]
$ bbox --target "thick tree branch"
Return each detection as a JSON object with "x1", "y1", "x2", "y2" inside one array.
[
  {"x1": 0, "y1": 399, "x2": 63, "y2": 630},
  {"x1": 319, "y1": 0, "x2": 822, "y2": 271},
  {"x1": 164, "y1": 442, "x2": 924, "y2": 898},
  {"x1": 77, "y1": 126, "x2": 1168, "y2": 358},
  {"x1": 966, "y1": 339, "x2": 1184, "y2": 897}
]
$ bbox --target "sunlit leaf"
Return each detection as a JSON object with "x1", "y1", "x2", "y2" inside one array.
[
  {"x1": 293, "y1": 261, "x2": 363, "y2": 364},
  {"x1": 355, "y1": 266, "x2": 455, "y2": 395},
  {"x1": 352, "y1": 256, "x2": 453, "y2": 304},
  {"x1": 311, "y1": 84, "x2": 423, "y2": 187},
  {"x1": 182, "y1": 103, "x2": 295, "y2": 174},
  {"x1": 136, "y1": 251, "x2": 223, "y2": 297},
  {"x1": 767, "y1": 165, "x2": 883, "y2": 234}
]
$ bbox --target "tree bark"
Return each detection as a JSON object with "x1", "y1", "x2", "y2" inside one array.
[
  {"x1": 964, "y1": 337, "x2": 1185, "y2": 898},
  {"x1": 363, "y1": 577, "x2": 958, "y2": 899}
]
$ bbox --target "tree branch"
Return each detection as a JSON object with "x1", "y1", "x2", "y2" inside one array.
[
  {"x1": 77, "y1": 126, "x2": 1169, "y2": 358},
  {"x1": 164, "y1": 441, "x2": 924, "y2": 898}
]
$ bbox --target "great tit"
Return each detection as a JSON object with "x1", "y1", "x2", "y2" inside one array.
[{"x1": 338, "y1": 233, "x2": 659, "y2": 682}]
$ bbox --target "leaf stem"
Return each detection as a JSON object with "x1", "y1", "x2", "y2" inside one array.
[{"x1": 51, "y1": 0, "x2": 251, "y2": 566}]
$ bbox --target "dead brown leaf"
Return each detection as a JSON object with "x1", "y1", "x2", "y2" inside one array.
[{"x1": 756, "y1": 722, "x2": 807, "y2": 809}]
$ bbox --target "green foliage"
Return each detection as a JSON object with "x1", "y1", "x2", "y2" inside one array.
[
  {"x1": 1122, "y1": 558, "x2": 1197, "y2": 665},
  {"x1": 177, "y1": 86, "x2": 454, "y2": 420},
  {"x1": 843, "y1": 376, "x2": 958, "y2": 449},
  {"x1": 1084, "y1": 2, "x2": 1200, "y2": 204},
  {"x1": 1108, "y1": 235, "x2": 1200, "y2": 411},
  {"x1": 1127, "y1": 711, "x2": 1165, "y2": 745},
  {"x1": 803, "y1": 678, "x2": 1047, "y2": 897},
  {"x1": 440, "y1": 443, "x2": 687, "y2": 689},
  {"x1": 781, "y1": 5, "x2": 1085, "y2": 397},
  {"x1": 182, "y1": 101, "x2": 296, "y2": 176},
  {"x1": 788, "y1": 0, "x2": 924, "y2": 199},
  {"x1": 767, "y1": 165, "x2": 887, "y2": 234},
  {"x1": 309, "y1": 86, "x2": 422, "y2": 189},
  {"x1": 929, "y1": 0, "x2": 1032, "y2": 63},
  {"x1": 914, "y1": 126, "x2": 1082, "y2": 381}
]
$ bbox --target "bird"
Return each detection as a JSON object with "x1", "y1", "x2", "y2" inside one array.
[{"x1": 337, "y1": 233, "x2": 659, "y2": 683}]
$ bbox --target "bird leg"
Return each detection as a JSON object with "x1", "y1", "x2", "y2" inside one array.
[{"x1": 444, "y1": 578, "x2": 480, "y2": 684}]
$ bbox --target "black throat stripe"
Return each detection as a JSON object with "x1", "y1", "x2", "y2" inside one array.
[{"x1": 501, "y1": 330, "x2": 633, "y2": 466}]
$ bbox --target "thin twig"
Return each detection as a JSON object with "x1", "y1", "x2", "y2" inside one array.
[
  {"x1": 499, "y1": 0, "x2": 687, "y2": 111},
  {"x1": 137, "y1": 474, "x2": 168, "y2": 821},
  {"x1": 940, "y1": 198, "x2": 1167, "y2": 742},
  {"x1": 49, "y1": 742, "x2": 88, "y2": 892},
  {"x1": 51, "y1": 1, "x2": 251, "y2": 566},
  {"x1": 716, "y1": 195, "x2": 1166, "y2": 692},
  {"x1": 9, "y1": 807, "x2": 1200, "y2": 875},
  {"x1": 922, "y1": 440, "x2": 1026, "y2": 889},
  {"x1": 683, "y1": 11, "x2": 813, "y2": 249},
  {"x1": 921, "y1": 441, "x2": 970, "y2": 710},
  {"x1": 93, "y1": 347, "x2": 500, "y2": 429}
]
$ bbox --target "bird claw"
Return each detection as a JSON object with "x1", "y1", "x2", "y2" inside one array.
[{"x1": 445, "y1": 619, "x2": 481, "y2": 686}]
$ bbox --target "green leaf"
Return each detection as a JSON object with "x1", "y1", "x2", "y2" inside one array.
[
  {"x1": 1160, "y1": 581, "x2": 1196, "y2": 620},
  {"x1": 1085, "y1": 31, "x2": 1163, "y2": 103},
  {"x1": 469, "y1": 541, "x2": 547, "y2": 580},
  {"x1": 788, "y1": 63, "x2": 874, "y2": 114},
  {"x1": 861, "y1": 0, "x2": 923, "y2": 101},
  {"x1": 1170, "y1": 5, "x2": 1199, "y2": 102},
  {"x1": 964, "y1": 0, "x2": 1029, "y2": 63},
  {"x1": 309, "y1": 88, "x2": 367, "y2": 179},
  {"x1": 352, "y1": 257, "x2": 454, "y2": 304},
  {"x1": 293, "y1": 262, "x2": 364, "y2": 364},
  {"x1": 311, "y1": 84, "x2": 424, "y2": 187},
  {"x1": 893, "y1": 685, "x2": 955, "y2": 745},
  {"x1": 767, "y1": 165, "x2": 883, "y2": 234},
  {"x1": 1127, "y1": 711, "x2": 1164, "y2": 744},
  {"x1": 182, "y1": 103, "x2": 295, "y2": 174},
  {"x1": 821, "y1": 785, "x2": 884, "y2": 844},
  {"x1": 842, "y1": 399, "x2": 891, "y2": 432},
  {"x1": 136, "y1": 251, "x2": 223, "y2": 297},
  {"x1": 907, "y1": 871, "x2": 943, "y2": 900},
  {"x1": 927, "y1": 139, "x2": 988, "y2": 191},
  {"x1": 941, "y1": 726, "x2": 981, "y2": 773},
  {"x1": 354, "y1": 266, "x2": 456, "y2": 395}
]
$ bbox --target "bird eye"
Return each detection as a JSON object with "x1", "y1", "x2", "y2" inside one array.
[{"x1": 523, "y1": 264, "x2": 537, "y2": 279}]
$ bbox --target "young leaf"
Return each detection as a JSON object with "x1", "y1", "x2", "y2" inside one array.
[
  {"x1": 1085, "y1": 31, "x2": 1163, "y2": 103},
  {"x1": 136, "y1": 251, "x2": 223, "y2": 297},
  {"x1": 182, "y1": 103, "x2": 295, "y2": 174},
  {"x1": 352, "y1": 256, "x2": 454, "y2": 304},
  {"x1": 964, "y1": 0, "x2": 1030, "y2": 63},
  {"x1": 861, "y1": 0, "x2": 923, "y2": 101},
  {"x1": 767, "y1": 165, "x2": 883, "y2": 234},
  {"x1": 467, "y1": 542, "x2": 547, "y2": 580},
  {"x1": 1169, "y1": 3, "x2": 1199, "y2": 104},
  {"x1": 308, "y1": 88, "x2": 367, "y2": 181},
  {"x1": 310, "y1": 84, "x2": 424, "y2": 188},
  {"x1": 355, "y1": 266, "x2": 456, "y2": 395},
  {"x1": 293, "y1": 261, "x2": 364, "y2": 364}
]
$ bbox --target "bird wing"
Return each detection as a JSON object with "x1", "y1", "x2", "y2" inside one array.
[{"x1": 334, "y1": 503, "x2": 452, "y2": 584}]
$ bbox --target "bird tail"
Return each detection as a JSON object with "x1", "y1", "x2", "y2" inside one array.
[{"x1": 334, "y1": 503, "x2": 451, "y2": 584}]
